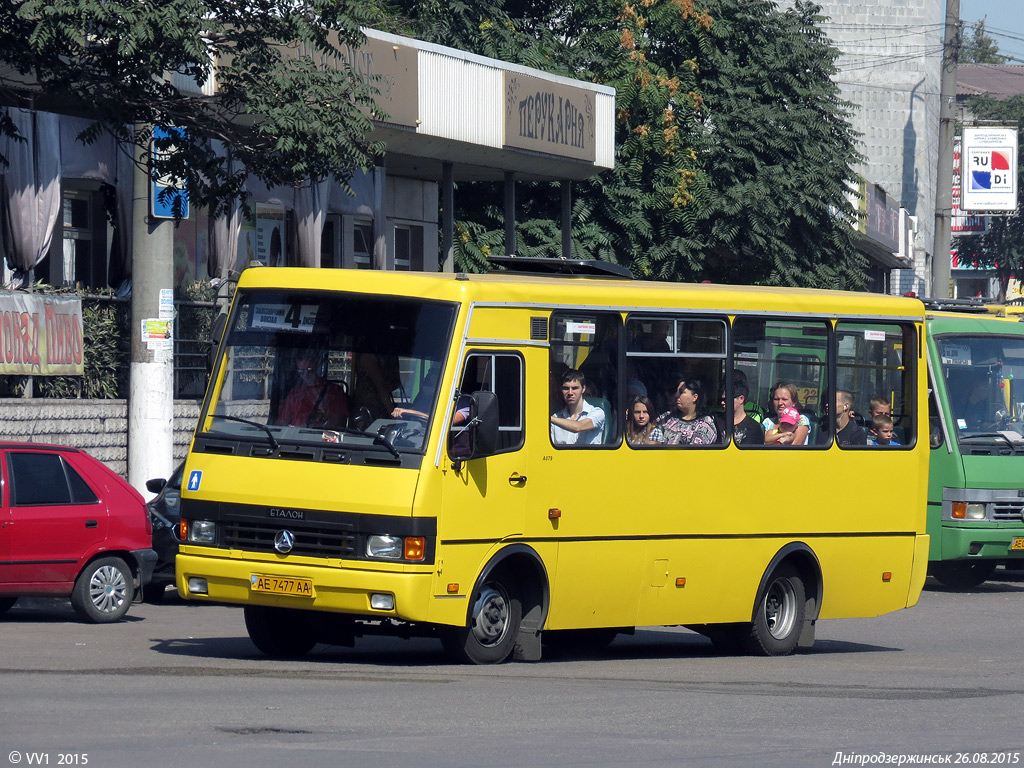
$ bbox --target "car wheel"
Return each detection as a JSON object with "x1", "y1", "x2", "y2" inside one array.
[
  {"x1": 243, "y1": 605, "x2": 318, "y2": 658},
  {"x1": 71, "y1": 557, "x2": 133, "y2": 623}
]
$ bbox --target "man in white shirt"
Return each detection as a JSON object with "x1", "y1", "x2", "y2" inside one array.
[{"x1": 550, "y1": 369, "x2": 606, "y2": 445}]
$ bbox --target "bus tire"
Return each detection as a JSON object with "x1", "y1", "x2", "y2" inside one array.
[
  {"x1": 71, "y1": 556, "x2": 133, "y2": 623},
  {"x1": 244, "y1": 605, "x2": 318, "y2": 658},
  {"x1": 744, "y1": 565, "x2": 806, "y2": 656},
  {"x1": 442, "y1": 574, "x2": 521, "y2": 665},
  {"x1": 929, "y1": 560, "x2": 998, "y2": 589}
]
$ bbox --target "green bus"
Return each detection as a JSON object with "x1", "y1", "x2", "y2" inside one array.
[{"x1": 925, "y1": 304, "x2": 1024, "y2": 587}]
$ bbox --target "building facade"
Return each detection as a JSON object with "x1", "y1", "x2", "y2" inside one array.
[{"x1": 781, "y1": 0, "x2": 944, "y2": 295}]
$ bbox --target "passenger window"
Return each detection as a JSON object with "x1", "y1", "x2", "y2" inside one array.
[
  {"x1": 452, "y1": 352, "x2": 524, "y2": 455},
  {"x1": 836, "y1": 322, "x2": 915, "y2": 448},
  {"x1": 7, "y1": 452, "x2": 97, "y2": 506},
  {"x1": 549, "y1": 313, "x2": 621, "y2": 447},
  {"x1": 733, "y1": 318, "x2": 828, "y2": 447},
  {"x1": 626, "y1": 316, "x2": 725, "y2": 447}
]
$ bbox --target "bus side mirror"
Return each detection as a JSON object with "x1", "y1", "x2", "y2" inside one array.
[
  {"x1": 470, "y1": 391, "x2": 499, "y2": 457},
  {"x1": 450, "y1": 391, "x2": 499, "y2": 466}
]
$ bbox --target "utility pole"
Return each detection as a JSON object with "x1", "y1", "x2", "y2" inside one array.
[
  {"x1": 932, "y1": 0, "x2": 960, "y2": 298},
  {"x1": 127, "y1": 126, "x2": 175, "y2": 494}
]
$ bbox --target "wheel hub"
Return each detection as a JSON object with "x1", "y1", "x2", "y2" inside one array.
[{"x1": 471, "y1": 585, "x2": 509, "y2": 647}]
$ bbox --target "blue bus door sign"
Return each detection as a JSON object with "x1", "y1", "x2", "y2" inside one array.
[
  {"x1": 151, "y1": 126, "x2": 189, "y2": 219},
  {"x1": 187, "y1": 470, "x2": 203, "y2": 492}
]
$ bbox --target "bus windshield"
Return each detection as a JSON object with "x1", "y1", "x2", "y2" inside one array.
[
  {"x1": 938, "y1": 334, "x2": 1024, "y2": 448},
  {"x1": 201, "y1": 289, "x2": 458, "y2": 457}
]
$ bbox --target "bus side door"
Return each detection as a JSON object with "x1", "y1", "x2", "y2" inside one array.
[{"x1": 438, "y1": 349, "x2": 531, "y2": 580}]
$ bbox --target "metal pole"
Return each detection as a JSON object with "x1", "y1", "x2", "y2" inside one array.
[
  {"x1": 441, "y1": 162, "x2": 454, "y2": 272},
  {"x1": 561, "y1": 180, "x2": 572, "y2": 259},
  {"x1": 504, "y1": 171, "x2": 516, "y2": 257},
  {"x1": 931, "y1": 0, "x2": 960, "y2": 299},
  {"x1": 128, "y1": 125, "x2": 175, "y2": 495}
]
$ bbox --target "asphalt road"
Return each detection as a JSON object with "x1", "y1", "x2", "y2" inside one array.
[{"x1": 2, "y1": 571, "x2": 1023, "y2": 768}]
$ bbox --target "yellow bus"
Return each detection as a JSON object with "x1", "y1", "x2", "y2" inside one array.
[{"x1": 176, "y1": 258, "x2": 930, "y2": 663}]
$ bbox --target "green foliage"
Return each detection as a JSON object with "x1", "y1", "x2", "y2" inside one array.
[
  {"x1": 691, "y1": 0, "x2": 865, "y2": 288},
  {"x1": 954, "y1": 95, "x2": 1024, "y2": 300},
  {"x1": 960, "y1": 20, "x2": 1007, "y2": 65},
  {"x1": 391, "y1": 0, "x2": 864, "y2": 288},
  {"x1": 0, "y1": 0, "x2": 388, "y2": 215}
]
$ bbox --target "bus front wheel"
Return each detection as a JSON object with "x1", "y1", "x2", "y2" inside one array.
[
  {"x1": 745, "y1": 565, "x2": 806, "y2": 656},
  {"x1": 929, "y1": 560, "x2": 998, "y2": 589},
  {"x1": 244, "y1": 605, "x2": 318, "y2": 658},
  {"x1": 443, "y1": 574, "x2": 522, "y2": 664}
]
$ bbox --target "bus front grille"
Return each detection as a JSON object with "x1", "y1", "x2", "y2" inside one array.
[
  {"x1": 992, "y1": 502, "x2": 1024, "y2": 522},
  {"x1": 221, "y1": 521, "x2": 357, "y2": 558}
]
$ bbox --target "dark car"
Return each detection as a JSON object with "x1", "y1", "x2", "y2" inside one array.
[
  {"x1": 144, "y1": 463, "x2": 183, "y2": 603},
  {"x1": 0, "y1": 442, "x2": 156, "y2": 622}
]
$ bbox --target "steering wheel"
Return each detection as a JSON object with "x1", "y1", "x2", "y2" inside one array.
[{"x1": 399, "y1": 412, "x2": 429, "y2": 423}]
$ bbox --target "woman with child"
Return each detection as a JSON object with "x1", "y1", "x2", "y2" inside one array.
[{"x1": 762, "y1": 382, "x2": 811, "y2": 446}]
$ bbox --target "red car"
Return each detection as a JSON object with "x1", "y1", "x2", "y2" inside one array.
[{"x1": 0, "y1": 442, "x2": 156, "y2": 623}]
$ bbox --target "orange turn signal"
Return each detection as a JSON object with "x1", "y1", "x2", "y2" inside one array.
[
  {"x1": 548, "y1": 508, "x2": 561, "y2": 519},
  {"x1": 404, "y1": 537, "x2": 426, "y2": 561},
  {"x1": 179, "y1": 519, "x2": 188, "y2": 541},
  {"x1": 882, "y1": 572, "x2": 892, "y2": 583},
  {"x1": 447, "y1": 583, "x2": 459, "y2": 594},
  {"x1": 951, "y1": 502, "x2": 966, "y2": 519},
  {"x1": 675, "y1": 577, "x2": 686, "y2": 588}
]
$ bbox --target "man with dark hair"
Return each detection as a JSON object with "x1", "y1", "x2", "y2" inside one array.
[
  {"x1": 835, "y1": 389, "x2": 867, "y2": 446},
  {"x1": 550, "y1": 368, "x2": 606, "y2": 445},
  {"x1": 731, "y1": 380, "x2": 764, "y2": 445}
]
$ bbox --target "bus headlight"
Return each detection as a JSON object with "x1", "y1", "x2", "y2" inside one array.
[
  {"x1": 966, "y1": 503, "x2": 987, "y2": 520},
  {"x1": 366, "y1": 535, "x2": 427, "y2": 561},
  {"x1": 951, "y1": 502, "x2": 987, "y2": 520},
  {"x1": 367, "y1": 535, "x2": 403, "y2": 559},
  {"x1": 186, "y1": 519, "x2": 217, "y2": 544}
]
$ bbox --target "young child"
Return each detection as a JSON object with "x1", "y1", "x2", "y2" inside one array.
[
  {"x1": 765, "y1": 406, "x2": 800, "y2": 443},
  {"x1": 870, "y1": 413, "x2": 900, "y2": 446}
]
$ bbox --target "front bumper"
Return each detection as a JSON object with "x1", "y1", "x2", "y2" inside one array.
[{"x1": 176, "y1": 551, "x2": 436, "y2": 622}]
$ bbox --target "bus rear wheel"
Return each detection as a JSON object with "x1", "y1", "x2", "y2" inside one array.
[
  {"x1": 443, "y1": 574, "x2": 521, "y2": 664},
  {"x1": 929, "y1": 560, "x2": 998, "y2": 589},
  {"x1": 744, "y1": 565, "x2": 806, "y2": 656},
  {"x1": 244, "y1": 605, "x2": 318, "y2": 658}
]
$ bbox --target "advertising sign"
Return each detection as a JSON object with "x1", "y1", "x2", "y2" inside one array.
[
  {"x1": 951, "y1": 136, "x2": 989, "y2": 234},
  {"x1": 0, "y1": 294, "x2": 84, "y2": 376},
  {"x1": 961, "y1": 127, "x2": 1018, "y2": 212},
  {"x1": 504, "y1": 73, "x2": 596, "y2": 162}
]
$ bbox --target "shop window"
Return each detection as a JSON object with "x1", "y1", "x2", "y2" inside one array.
[
  {"x1": 37, "y1": 184, "x2": 109, "y2": 288},
  {"x1": 321, "y1": 215, "x2": 341, "y2": 269},
  {"x1": 394, "y1": 224, "x2": 424, "y2": 271},
  {"x1": 352, "y1": 219, "x2": 373, "y2": 269}
]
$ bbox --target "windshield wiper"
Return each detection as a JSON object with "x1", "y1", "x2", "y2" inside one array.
[
  {"x1": 958, "y1": 431, "x2": 1024, "y2": 453},
  {"x1": 214, "y1": 415, "x2": 280, "y2": 451}
]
